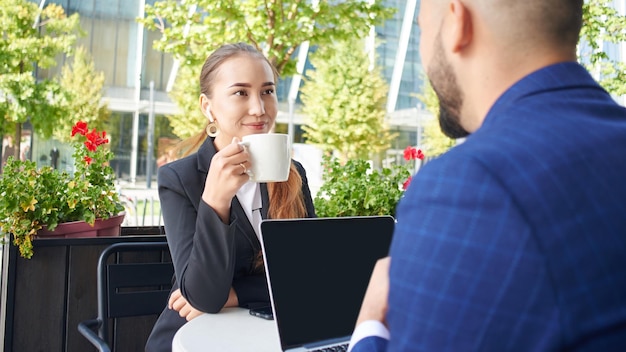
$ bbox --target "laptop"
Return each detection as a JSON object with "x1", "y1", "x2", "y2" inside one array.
[{"x1": 259, "y1": 216, "x2": 395, "y2": 352}]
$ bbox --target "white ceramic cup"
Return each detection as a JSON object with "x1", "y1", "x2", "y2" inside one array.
[{"x1": 239, "y1": 133, "x2": 291, "y2": 182}]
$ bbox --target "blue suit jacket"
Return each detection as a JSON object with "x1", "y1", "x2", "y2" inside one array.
[{"x1": 352, "y1": 63, "x2": 626, "y2": 351}]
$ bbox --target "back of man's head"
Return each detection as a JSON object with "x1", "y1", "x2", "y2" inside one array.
[
  {"x1": 476, "y1": 0, "x2": 583, "y2": 53},
  {"x1": 421, "y1": 0, "x2": 586, "y2": 132}
]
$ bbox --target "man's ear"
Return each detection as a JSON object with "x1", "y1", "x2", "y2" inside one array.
[{"x1": 449, "y1": 0, "x2": 473, "y2": 53}]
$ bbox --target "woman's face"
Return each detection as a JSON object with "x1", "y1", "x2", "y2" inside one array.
[{"x1": 202, "y1": 54, "x2": 278, "y2": 150}]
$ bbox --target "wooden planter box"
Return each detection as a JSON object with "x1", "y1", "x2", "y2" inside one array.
[{"x1": 0, "y1": 226, "x2": 170, "y2": 351}]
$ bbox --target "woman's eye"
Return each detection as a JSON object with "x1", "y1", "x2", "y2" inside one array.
[
  {"x1": 234, "y1": 90, "x2": 248, "y2": 96},
  {"x1": 263, "y1": 89, "x2": 275, "y2": 95}
]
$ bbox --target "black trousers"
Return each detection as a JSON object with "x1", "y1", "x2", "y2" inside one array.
[{"x1": 145, "y1": 307, "x2": 187, "y2": 352}]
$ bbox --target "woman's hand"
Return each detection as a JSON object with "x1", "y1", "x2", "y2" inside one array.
[
  {"x1": 169, "y1": 288, "x2": 205, "y2": 321},
  {"x1": 202, "y1": 137, "x2": 251, "y2": 222},
  {"x1": 169, "y1": 287, "x2": 239, "y2": 320},
  {"x1": 224, "y1": 287, "x2": 239, "y2": 308}
]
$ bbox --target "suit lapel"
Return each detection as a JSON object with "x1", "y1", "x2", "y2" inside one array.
[
  {"x1": 231, "y1": 195, "x2": 261, "y2": 250},
  {"x1": 260, "y1": 183, "x2": 269, "y2": 220}
]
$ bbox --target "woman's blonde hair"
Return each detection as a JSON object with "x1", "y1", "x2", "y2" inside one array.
[{"x1": 170, "y1": 43, "x2": 308, "y2": 221}]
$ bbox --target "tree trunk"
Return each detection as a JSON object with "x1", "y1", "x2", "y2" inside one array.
[{"x1": 13, "y1": 123, "x2": 21, "y2": 160}]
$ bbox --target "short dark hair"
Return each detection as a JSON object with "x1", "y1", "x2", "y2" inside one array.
[{"x1": 525, "y1": 0, "x2": 583, "y2": 47}]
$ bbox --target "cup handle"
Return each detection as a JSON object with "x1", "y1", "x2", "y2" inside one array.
[{"x1": 237, "y1": 141, "x2": 253, "y2": 179}]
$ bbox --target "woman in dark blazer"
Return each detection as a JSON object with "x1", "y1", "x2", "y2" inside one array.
[{"x1": 146, "y1": 43, "x2": 316, "y2": 351}]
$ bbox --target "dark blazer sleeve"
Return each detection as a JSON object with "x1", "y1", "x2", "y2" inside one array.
[{"x1": 158, "y1": 162, "x2": 241, "y2": 313}]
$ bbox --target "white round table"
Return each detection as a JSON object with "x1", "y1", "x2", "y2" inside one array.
[{"x1": 172, "y1": 307, "x2": 282, "y2": 351}]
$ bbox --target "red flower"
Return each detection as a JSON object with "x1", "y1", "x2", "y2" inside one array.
[
  {"x1": 98, "y1": 131, "x2": 109, "y2": 146},
  {"x1": 403, "y1": 146, "x2": 417, "y2": 161},
  {"x1": 402, "y1": 176, "x2": 412, "y2": 190},
  {"x1": 83, "y1": 156, "x2": 92, "y2": 164},
  {"x1": 403, "y1": 146, "x2": 425, "y2": 160},
  {"x1": 86, "y1": 129, "x2": 98, "y2": 143},
  {"x1": 416, "y1": 149, "x2": 425, "y2": 160},
  {"x1": 400, "y1": 145, "x2": 426, "y2": 192},
  {"x1": 83, "y1": 129, "x2": 109, "y2": 151},
  {"x1": 84, "y1": 139, "x2": 97, "y2": 152},
  {"x1": 71, "y1": 121, "x2": 88, "y2": 137}
]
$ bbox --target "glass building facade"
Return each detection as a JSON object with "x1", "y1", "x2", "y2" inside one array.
[
  {"x1": 33, "y1": 0, "x2": 177, "y2": 182},
  {"x1": 39, "y1": 0, "x2": 173, "y2": 93},
  {"x1": 378, "y1": 0, "x2": 422, "y2": 111}
]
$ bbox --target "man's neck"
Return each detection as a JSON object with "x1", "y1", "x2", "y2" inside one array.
[{"x1": 460, "y1": 49, "x2": 576, "y2": 133}]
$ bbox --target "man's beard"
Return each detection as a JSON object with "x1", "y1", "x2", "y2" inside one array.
[{"x1": 427, "y1": 34, "x2": 469, "y2": 139}]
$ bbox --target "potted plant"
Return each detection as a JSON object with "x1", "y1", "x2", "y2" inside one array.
[
  {"x1": 0, "y1": 121, "x2": 124, "y2": 259},
  {"x1": 314, "y1": 146, "x2": 425, "y2": 217}
]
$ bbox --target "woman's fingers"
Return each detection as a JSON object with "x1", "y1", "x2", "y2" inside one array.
[
  {"x1": 212, "y1": 139, "x2": 251, "y2": 176},
  {"x1": 168, "y1": 288, "x2": 182, "y2": 309},
  {"x1": 168, "y1": 289, "x2": 204, "y2": 320},
  {"x1": 202, "y1": 137, "x2": 253, "y2": 221},
  {"x1": 171, "y1": 296, "x2": 186, "y2": 312},
  {"x1": 186, "y1": 307, "x2": 204, "y2": 321}
]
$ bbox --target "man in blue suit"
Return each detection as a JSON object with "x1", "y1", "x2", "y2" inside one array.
[{"x1": 349, "y1": 0, "x2": 626, "y2": 351}]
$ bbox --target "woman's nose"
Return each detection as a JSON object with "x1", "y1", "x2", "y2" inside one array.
[{"x1": 249, "y1": 95, "x2": 265, "y2": 116}]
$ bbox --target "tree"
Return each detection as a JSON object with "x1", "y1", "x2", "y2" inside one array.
[
  {"x1": 415, "y1": 81, "x2": 456, "y2": 158},
  {"x1": 56, "y1": 46, "x2": 110, "y2": 142},
  {"x1": 0, "y1": 0, "x2": 81, "y2": 157},
  {"x1": 581, "y1": 0, "x2": 626, "y2": 97},
  {"x1": 300, "y1": 40, "x2": 393, "y2": 162},
  {"x1": 165, "y1": 64, "x2": 202, "y2": 139},
  {"x1": 139, "y1": 0, "x2": 395, "y2": 139}
]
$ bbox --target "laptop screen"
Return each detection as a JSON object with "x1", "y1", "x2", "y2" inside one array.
[{"x1": 260, "y1": 216, "x2": 395, "y2": 350}]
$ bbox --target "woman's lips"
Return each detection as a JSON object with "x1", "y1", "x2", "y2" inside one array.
[{"x1": 244, "y1": 122, "x2": 267, "y2": 130}]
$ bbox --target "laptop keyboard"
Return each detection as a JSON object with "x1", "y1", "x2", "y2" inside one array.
[{"x1": 310, "y1": 343, "x2": 349, "y2": 352}]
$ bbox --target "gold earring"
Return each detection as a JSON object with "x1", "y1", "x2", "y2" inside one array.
[
  {"x1": 206, "y1": 122, "x2": 219, "y2": 137},
  {"x1": 205, "y1": 109, "x2": 219, "y2": 137}
]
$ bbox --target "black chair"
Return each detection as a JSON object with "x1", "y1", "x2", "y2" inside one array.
[{"x1": 78, "y1": 242, "x2": 174, "y2": 352}]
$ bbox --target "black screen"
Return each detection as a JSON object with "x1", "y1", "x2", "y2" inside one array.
[{"x1": 260, "y1": 216, "x2": 395, "y2": 350}]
